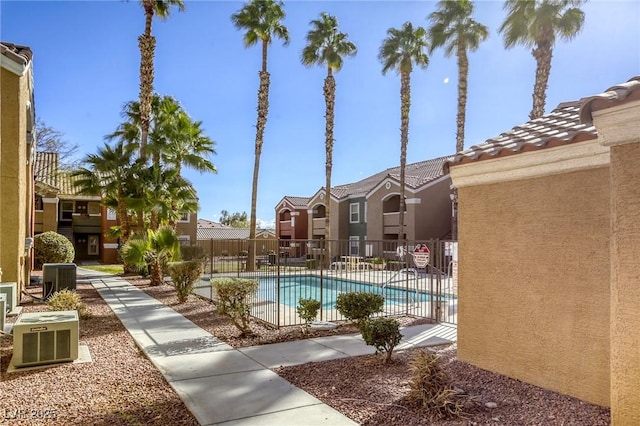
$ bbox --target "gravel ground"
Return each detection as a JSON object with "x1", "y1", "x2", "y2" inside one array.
[{"x1": 1, "y1": 276, "x2": 610, "y2": 425}]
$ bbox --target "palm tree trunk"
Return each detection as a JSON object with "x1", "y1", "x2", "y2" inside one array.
[
  {"x1": 324, "y1": 70, "x2": 336, "y2": 267},
  {"x1": 150, "y1": 259, "x2": 163, "y2": 286},
  {"x1": 456, "y1": 43, "x2": 469, "y2": 154},
  {"x1": 138, "y1": 1, "x2": 155, "y2": 160},
  {"x1": 248, "y1": 42, "x2": 271, "y2": 272},
  {"x1": 530, "y1": 41, "x2": 553, "y2": 120},
  {"x1": 398, "y1": 70, "x2": 411, "y2": 243}
]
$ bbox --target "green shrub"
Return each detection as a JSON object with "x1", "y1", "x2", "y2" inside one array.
[
  {"x1": 211, "y1": 278, "x2": 259, "y2": 336},
  {"x1": 34, "y1": 231, "x2": 75, "y2": 266},
  {"x1": 297, "y1": 298, "x2": 321, "y2": 334},
  {"x1": 359, "y1": 317, "x2": 403, "y2": 363},
  {"x1": 181, "y1": 245, "x2": 208, "y2": 262},
  {"x1": 335, "y1": 292, "x2": 384, "y2": 323},
  {"x1": 47, "y1": 288, "x2": 90, "y2": 319},
  {"x1": 168, "y1": 261, "x2": 203, "y2": 303},
  {"x1": 407, "y1": 350, "x2": 470, "y2": 419}
]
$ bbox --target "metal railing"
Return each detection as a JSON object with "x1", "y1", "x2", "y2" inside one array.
[{"x1": 195, "y1": 238, "x2": 458, "y2": 328}]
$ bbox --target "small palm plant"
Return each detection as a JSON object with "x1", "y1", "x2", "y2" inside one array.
[{"x1": 121, "y1": 225, "x2": 181, "y2": 286}]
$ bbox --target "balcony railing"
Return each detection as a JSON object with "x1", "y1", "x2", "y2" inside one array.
[
  {"x1": 312, "y1": 217, "x2": 326, "y2": 233},
  {"x1": 279, "y1": 221, "x2": 292, "y2": 235}
]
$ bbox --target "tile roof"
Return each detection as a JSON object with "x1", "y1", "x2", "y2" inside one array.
[
  {"x1": 34, "y1": 151, "x2": 60, "y2": 189},
  {"x1": 579, "y1": 76, "x2": 640, "y2": 124},
  {"x1": 0, "y1": 41, "x2": 33, "y2": 66},
  {"x1": 330, "y1": 155, "x2": 453, "y2": 199},
  {"x1": 281, "y1": 196, "x2": 310, "y2": 208},
  {"x1": 197, "y1": 219, "x2": 229, "y2": 229},
  {"x1": 196, "y1": 227, "x2": 275, "y2": 240},
  {"x1": 444, "y1": 102, "x2": 597, "y2": 171}
]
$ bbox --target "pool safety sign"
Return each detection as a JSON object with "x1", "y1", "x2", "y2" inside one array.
[{"x1": 412, "y1": 243, "x2": 430, "y2": 268}]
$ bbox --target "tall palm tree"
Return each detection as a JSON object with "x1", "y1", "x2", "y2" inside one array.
[
  {"x1": 379, "y1": 22, "x2": 429, "y2": 243},
  {"x1": 160, "y1": 110, "x2": 217, "y2": 177},
  {"x1": 232, "y1": 0, "x2": 289, "y2": 271},
  {"x1": 138, "y1": 0, "x2": 185, "y2": 159},
  {"x1": 499, "y1": 0, "x2": 585, "y2": 119},
  {"x1": 301, "y1": 12, "x2": 357, "y2": 250},
  {"x1": 73, "y1": 139, "x2": 140, "y2": 245},
  {"x1": 428, "y1": 0, "x2": 488, "y2": 153}
]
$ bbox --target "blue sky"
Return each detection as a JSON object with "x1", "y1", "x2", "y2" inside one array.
[{"x1": 2, "y1": 1, "x2": 639, "y2": 227}]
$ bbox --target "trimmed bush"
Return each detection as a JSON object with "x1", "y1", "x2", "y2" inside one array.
[
  {"x1": 359, "y1": 317, "x2": 403, "y2": 363},
  {"x1": 335, "y1": 292, "x2": 384, "y2": 323},
  {"x1": 34, "y1": 231, "x2": 75, "y2": 266},
  {"x1": 168, "y1": 261, "x2": 203, "y2": 303},
  {"x1": 181, "y1": 245, "x2": 208, "y2": 262},
  {"x1": 407, "y1": 350, "x2": 471, "y2": 419},
  {"x1": 211, "y1": 277, "x2": 259, "y2": 336},
  {"x1": 47, "y1": 288, "x2": 90, "y2": 319},
  {"x1": 297, "y1": 298, "x2": 321, "y2": 334}
]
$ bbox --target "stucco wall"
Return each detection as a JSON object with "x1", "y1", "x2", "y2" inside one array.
[
  {"x1": 457, "y1": 167, "x2": 610, "y2": 406},
  {"x1": 414, "y1": 177, "x2": 452, "y2": 240},
  {"x1": 0, "y1": 66, "x2": 29, "y2": 287},
  {"x1": 609, "y1": 143, "x2": 640, "y2": 424}
]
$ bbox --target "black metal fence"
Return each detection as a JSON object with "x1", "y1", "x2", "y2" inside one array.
[{"x1": 193, "y1": 238, "x2": 457, "y2": 328}]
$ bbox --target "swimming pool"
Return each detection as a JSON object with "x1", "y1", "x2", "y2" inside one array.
[{"x1": 257, "y1": 275, "x2": 446, "y2": 308}]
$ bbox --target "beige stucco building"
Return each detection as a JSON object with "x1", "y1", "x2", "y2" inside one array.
[
  {"x1": 447, "y1": 76, "x2": 639, "y2": 423},
  {"x1": 0, "y1": 42, "x2": 35, "y2": 293}
]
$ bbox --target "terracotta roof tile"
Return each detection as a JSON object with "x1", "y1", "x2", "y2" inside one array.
[
  {"x1": 329, "y1": 155, "x2": 452, "y2": 199},
  {"x1": 445, "y1": 102, "x2": 597, "y2": 171},
  {"x1": 196, "y1": 228, "x2": 275, "y2": 240},
  {"x1": 282, "y1": 196, "x2": 310, "y2": 208},
  {"x1": 197, "y1": 219, "x2": 229, "y2": 229},
  {"x1": 579, "y1": 76, "x2": 640, "y2": 123},
  {"x1": 34, "y1": 152, "x2": 60, "y2": 189},
  {"x1": 0, "y1": 41, "x2": 33, "y2": 65}
]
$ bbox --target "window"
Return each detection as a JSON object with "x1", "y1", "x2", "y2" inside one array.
[
  {"x1": 349, "y1": 236, "x2": 360, "y2": 256},
  {"x1": 60, "y1": 201, "x2": 74, "y2": 222},
  {"x1": 88, "y1": 202, "x2": 101, "y2": 215},
  {"x1": 178, "y1": 235, "x2": 190, "y2": 246},
  {"x1": 107, "y1": 208, "x2": 117, "y2": 221},
  {"x1": 178, "y1": 212, "x2": 190, "y2": 222},
  {"x1": 75, "y1": 201, "x2": 88, "y2": 215},
  {"x1": 364, "y1": 202, "x2": 367, "y2": 223},
  {"x1": 350, "y1": 203, "x2": 360, "y2": 223},
  {"x1": 35, "y1": 195, "x2": 43, "y2": 211},
  {"x1": 88, "y1": 235, "x2": 99, "y2": 255}
]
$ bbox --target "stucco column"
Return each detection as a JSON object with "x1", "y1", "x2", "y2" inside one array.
[{"x1": 593, "y1": 100, "x2": 640, "y2": 425}]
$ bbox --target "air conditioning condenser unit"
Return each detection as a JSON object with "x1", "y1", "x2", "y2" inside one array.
[
  {"x1": 11, "y1": 310, "x2": 79, "y2": 367},
  {"x1": 42, "y1": 263, "x2": 77, "y2": 299},
  {"x1": 0, "y1": 282, "x2": 17, "y2": 313}
]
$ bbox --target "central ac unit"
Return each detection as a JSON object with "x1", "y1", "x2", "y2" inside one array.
[
  {"x1": 42, "y1": 263, "x2": 77, "y2": 299},
  {"x1": 11, "y1": 310, "x2": 79, "y2": 367},
  {"x1": 0, "y1": 282, "x2": 17, "y2": 313}
]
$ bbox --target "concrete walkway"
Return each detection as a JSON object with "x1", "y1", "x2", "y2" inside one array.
[{"x1": 83, "y1": 269, "x2": 456, "y2": 426}]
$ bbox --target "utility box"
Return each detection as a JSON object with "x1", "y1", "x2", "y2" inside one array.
[
  {"x1": 42, "y1": 263, "x2": 77, "y2": 299},
  {"x1": 0, "y1": 282, "x2": 17, "y2": 313},
  {"x1": 11, "y1": 310, "x2": 79, "y2": 367},
  {"x1": 0, "y1": 294, "x2": 6, "y2": 333}
]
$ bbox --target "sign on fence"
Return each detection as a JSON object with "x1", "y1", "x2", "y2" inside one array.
[{"x1": 412, "y1": 243, "x2": 430, "y2": 268}]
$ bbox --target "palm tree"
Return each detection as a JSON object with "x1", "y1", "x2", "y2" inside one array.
[
  {"x1": 121, "y1": 225, "x2": 181, "y2": 286},
  {"x1": 231, "y1": 0, "x2": 289, "y2": 271},
  {"x1": 428, "y1": 0, "x2": 488, "y2": 153},
  {"x1": 499, "y1": 0, "x2": 585, "y2": 119},
  {"x1": 301, "y1": 12, "x2": 357, "y2": 253},
  {"x1": 379, "y1": 22, "x2": 429, "y2": 243},
  {"x1": 160, "y1": 110, "x2": 217, "y2": 177},
  {"x1": 73, "y1": 139, "x2": 140, "y2": 245},
  {"x1": 138, "y1": 0, "x2": 185, "y2": 159}
]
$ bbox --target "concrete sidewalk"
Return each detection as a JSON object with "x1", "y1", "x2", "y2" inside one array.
[{"x1": 84, "y1": 269, "x2": 456, "y2": 425}]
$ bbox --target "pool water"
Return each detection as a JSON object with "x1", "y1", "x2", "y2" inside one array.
[{"x1": 257, "y1": 275, "x2": 443, "y2": 308}]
